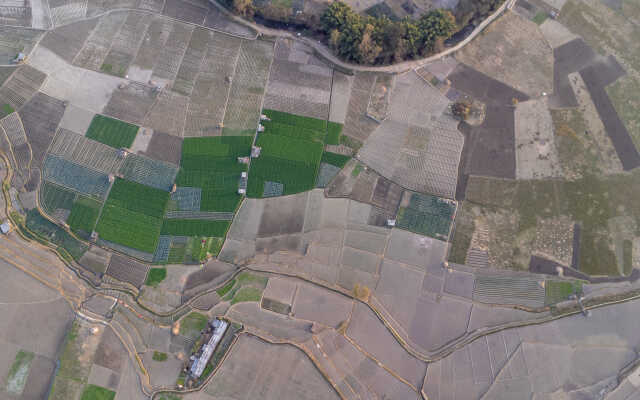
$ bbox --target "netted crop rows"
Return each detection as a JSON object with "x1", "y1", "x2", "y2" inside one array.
[
  {"x1": 0, "y1": 112, "x2": 27, "y2": 147},
  {"x1": 49, "y1": 128, "x2": 125, "y2": 174},
  {"x1": 43, "y1": 154, "x2": 111, "y2": 198},
  {"x1": 119, "y1": 153, "x2": 178, "y2": 191},
  {"x1": 0, "y1": 65, "x2": 46, "y2": 112}
]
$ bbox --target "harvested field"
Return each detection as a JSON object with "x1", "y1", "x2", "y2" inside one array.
[
  {"x1": 150, "y1": 22, "x2": 193, "y2": 83},
  {"x1": 118, "y1": 154, "x2": 178, "y2": 191},
  {"x1": 374, "y1": 258, "x2": 425, "y2": 329},
  {"x1": 58, "y1": 104, "x2": 95, "y2": 134},
  {"x1": 342, "y1": 72, "x2": 378, "y2": 141},
  {"x1": 140, "y1": 131, "x2": 182, "y2": 165},
  {"x1": 43, "y1": 154, "x2": 111, "y2": 198},
  {"x1": 1, "y1": 111, "x2": 27, "y2": 149},
  {"x1": 264, "y1": 39, "x2": 332, "y2": 120},
  {"x1": 473, "y1": 273, "x2": 545, "y2": 307},
  {"x1": 222, "y1": 39, "x2": 273, "y2": 136},
  {"x1": 514, "y1": 98, "x2": 561, "y2": 179},
  {"x1": 203, "y1": 335, "x2": 338, "y2": 400},
  {"x1": 203, "y1": 6, "x2": 255, "y2": 38},
  {"x1": 86, "y1": 114, "x2": 138, "y2": 149},
  {"x1": 0, "y1": 27, "x2": 41, "y2": 65},
  {"x1": 385, "y1": 228, "x2": 448, "y2": 274},
  {"x1": 292, "y1": 283, "x2": 353, "y2": 328},
  {"x1": 74, "y1": 12, "x2": 128, "y2": 71},
  {"x1": 455, "y1": 11, "x2": 553, "y2": 98},
  {"x1": 0, "y1": 64, "x2": 46, "y2": 115},
  {"x1": 19, "y1": 92, "x2": 66, "y2": 169},
  {"x1": 173, "y1": 27, "x2": 208, "y2": 96},
  {"x1": 162, "y1": 0, "x2": 207, "y2": 25},
  {"x1": 143, "y1": 90, "x2": 188, "y2": 137},
  {"x1": 103, "y1": 82, "x2": 158, "y2": 125},
  {"x1": 106, "y1": 254, "x2": 150, "y2": 287},
  {"x1": 39, "y1": 18, "x2": 97, "y2": 62},
  {"x1": 329, "y1": 71, "x2": 353, "y2": 124},
  {"x1": 48, "y1": 128, "x2": 124, "y2": 175},
  {"x1": 347, "y1": 303, "x2": 427, "y2": 388},
  {"x1": 101, "y1": 12, "x2": 152, "y2": 77},
  {"x1": 78, "y1": 245, "x2": 112, "y2": 275},
  {"x1": 184, "y1": 32, "x2": 242, "y2": 137}
]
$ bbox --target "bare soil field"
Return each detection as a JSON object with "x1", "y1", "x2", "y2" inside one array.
[
  {"x1": 203, "y1": 334, "x2": 339, "y2": 400},
  {"x1": 106, "y1": 254, "x2": 150, "y2": 288},
  {"x1": 19, "y1": 92, "x2": 66, "y2": 170},
  {"x1": 40, "y1": 18, "x2": 97, "y2": 62},
  {"x1": 455, "y1": 11, "x2": 553, "y2": 98},
  {"x1": 140, "y1": 131, "x2": 183, "y2": 165},
  {"x1": 291, "y1": 283, "x2": 354, "y2": 328},
  {"x1": 0, "y1": 64, "x2": 46, "y2": 114}
]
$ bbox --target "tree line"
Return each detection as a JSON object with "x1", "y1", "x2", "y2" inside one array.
[{"x1": 320, "y1": 1, "x2": 456, "y2": 65}]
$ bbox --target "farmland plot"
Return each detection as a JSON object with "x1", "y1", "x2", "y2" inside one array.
[
  {"x1": 106, "y1": 254, "x2": 150, "y2": 287},
  {"x1": 162, "y1": 0, "x2": 207, "y2": 25},
  {"x1": 128, "y1": 16, "x2": 172, "y2": 80},
  {"x1": 19, "y1": 93, "x2": 66, "y2": 169},
  {"x1": 103, "y1": 81, "x2": 158, "y2": 125},
  {"x1": 95, "y1": 178, "x2": 169, "y2": 253},
  {"x1": 222, "y1": 39, "x2": 273, "y2": 136},
  {"x1": 184, "y1": 32, "x2": 242, "y2": 137},
  {"x1": 150, "y1": 22, "x2": 193, "y2": 83},
  {"x1": 172, "y1": 27, "x2": 208, "y2": 96},
  {"x1": 143, "y1": 89, "x2": 188, "y2": 137},
  {"x1": 1, "y1": 112, "x2": 27, "y2": 148},
  {"x1": 264, "y1": 39, "x2": 333, "y2": 120},
  {"x1": 100, "y1": 12, "x2": 152, "y2": 77},
  {"x1": 0, "y1": 26, "x2": 42, "y2": 65},
  {"x1": 0, "y1": 65, "x2": 46, "y2": 116},
  {"x1": 48, "y1": 128, "x2": 125, "y2": 175},
  {"x1": 67, "y1": 195, "x2": 102, "y2": 234},
  {"x1": 118, "y1": 153, "x2": 178, "y2": 191},
  {"x1": 73, "y1": 12, "x2": 128, "y2": 71},
  {"x1": 39, "y1": 181, "x2": 76, "y2": 216},
  {"x1": 85, "y1": 114, "x2": 138, "y2": 148},
  {"x1": 43, "y1": 155, "x2": 111, "y2": 198},
  {"x1": 176, "y1": 136, "x2": 251, "y2": 211},
  {"x1": 39, "y1": 18, "x2": 97, "y2": 62},
  {"x1": 397, "y1": 192, "x2": 456, "y2": 240}
]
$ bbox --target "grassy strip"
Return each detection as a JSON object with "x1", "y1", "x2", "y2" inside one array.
[
  {"x1": 623, "y1": 239, "x2": 633, "y2": 276},
  {"x1": 231, "y1": 286, "x2": 263, "y2": 304},
  {"x1": 85, "y1": 114, "x2": 138, "y2": 148},
  {"x1": 263, "y1": 109, "x2": 327, "y2": 131},
  {"x1": 5, "y1": 350, "x2": 34, "y2": 395},
  {"x1": 80, "y1": 384, "x2": 115, "y2": 400},
  {"x1": 545, "y1": 280, "x2": 583, "y2": 305},
  {"x1": 146, "y1": 267, "x2": 167, "y2": 287},
  {"x1": 217, "y1": 279, "x2": 236, "y2": 297},
  {"x1": 179, "y1": 312, "x2": 208, "y2": 337}
]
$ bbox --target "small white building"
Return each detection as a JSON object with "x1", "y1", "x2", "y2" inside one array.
[{"x1": 1, "y1": 220, "x2": 11, "y2": 234}]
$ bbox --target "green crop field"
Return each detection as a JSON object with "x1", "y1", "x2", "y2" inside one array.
[
  {"x1": 263, "y1": 109, "x2": 327, "y2": 131},
  {"x1": 177, "y1": 136, "x2": 252, "y2": 212},
  {"x1": 180, "y1": 312, "x2": 208, "y2": 338},
  {"x1": 248, "y1": 135, "x2": 323, "y2": 197},
  {"x1": 326, "y1": 122, "x2": 343, "y2": 145},
  {"x1": 80, "y1": 385, "x2": 115, "y2": 400},
  {"x1": 161, "y1": 219, "x2": 230, "y2": 237},
  {"x1": 24, "y1": 209, "x2": 88, "y2": 260},
  {"x1": 40, "y1": 181, "x2": 76, "y2": 215},
  {"x1": 146, "y1": 267, "x2": 167, "y2": 287},
  {"x1": 95, "y1": 179, "x2": 169, "y2": 253},
  {"x1": 321, "y1": 151, "x2": 351, "y2": 168},
  {"x1": 85, "y1": 114, "x2": 139, "y2": 148},
  {"x1": 397, "y1": 193, "x2": 456, "y2": 239},
  {"x1": 67, "y1": 196, "x2": 102, "y2": 234}
]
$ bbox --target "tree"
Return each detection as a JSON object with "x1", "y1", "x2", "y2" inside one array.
[
  {"x1": 329, "y1": 29, "x2": 341, "y2": 50},
  {"x1": 233, "y1": 0, "x2": 254, "y2": 17},
  {"x1": 358, "y1": 24, "x2": 382, "y2": 64},
  {"x1": 452, "y1": 101, "x2": 471, "y2": 120},
  {"x1": 320, "y1": 1, "x2": 353, "y2": 32}
]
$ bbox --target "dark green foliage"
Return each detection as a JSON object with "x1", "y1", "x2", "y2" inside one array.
[
  {"x1": 455, "y1": 0, "x2": 504, "y2": 27},
  {"x1": 2, "y1": 103, "x2": 14, "y2": 116},
  {"x1": 40, "y1": 181, "x2": 76, "y2": 215},
  {"x1": 397, "y1": 193, "x2": 456, "y2": 239},
  {"x1": 86, "y1": 114, "x2": 139, "y2": 148},
  {"x1": 177, "y1": 136, "x2": 252, "y2": 212},
  {"x1": 146, "y1": 267, "x2": 167, "y2": 287},
  {"x1": 321, "y1": 151, "x2": 351, "y2": 168},
  {"x1": 67, "y1": 196, "x2": 102, "y2": 234},
  {"x1": 532, "y1": 11, "x2": 548, "y2": 25},
  {"x1": 81, "y1": 385, "x2": 115, "y2": 400},
  {"x1": 340, "y1": 134, "x2": 363, "y2": 152},
  {"x1": 321, "y1": 2, "x2": 456, "y2": 64},
  {"x1": 25, "y1": 209, "x2": 87, "y2": 260},
  {"x1": 326, "y1": 122, "x2": 343, "y2": 145},
  {"x1": 95, "y1": 179, "x2": 169, "y2": 253},
  {"x1": 161, "y1": 219, "x2": 230, "y2": 237}
]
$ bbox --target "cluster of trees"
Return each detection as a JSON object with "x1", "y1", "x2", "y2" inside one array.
[
  {"x1": 454, "y1": 0, "x2": 504, "y2": 27},
  {"x1": 320, "y1": 1, "x2": 456, "y2": 65}
]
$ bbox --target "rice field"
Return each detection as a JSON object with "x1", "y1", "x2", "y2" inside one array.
[
  {"x1": 95, "y1": 178, "x2": 169, "y2": 253},
  {"x1": 176, "y1": 136, "x2": 251, "y2": 211},
  {"x1": 85, "y1": 114, "x2": 139, "y2": 148},
  {"x1": 67, "y1": 196, "x2": 102, "y2": 234},
  {"x1": 247, "y1": 109, "x2": 327, "y2": 197}
]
